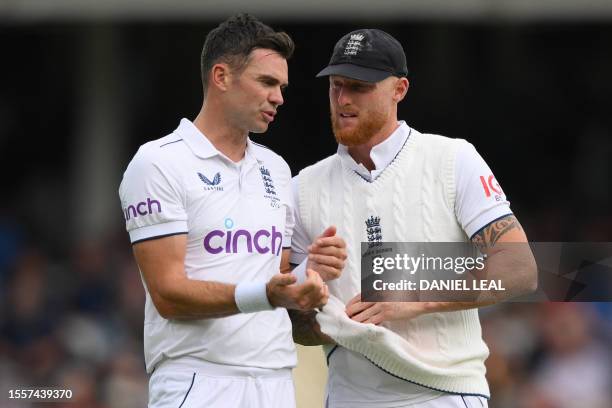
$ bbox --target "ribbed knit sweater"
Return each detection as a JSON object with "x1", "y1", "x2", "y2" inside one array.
[{"x1": 297, "y1": 129, "x2": 490, "y2": 397}]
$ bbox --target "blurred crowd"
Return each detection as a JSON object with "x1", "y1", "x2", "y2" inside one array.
[
  {"x1": 1, "y1": 220, "x2": 611, "y2": 408},
  {"x1": 482, "y1": 302, "x2": 612, "y2": 408},
  {"x1": 0, "y1": 228, "x2": 148, "y2": 408}
]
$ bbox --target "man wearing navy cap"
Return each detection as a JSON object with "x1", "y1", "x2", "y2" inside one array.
[{"x1": 289, "y1": 29, "x2": 537, "y2": 407}]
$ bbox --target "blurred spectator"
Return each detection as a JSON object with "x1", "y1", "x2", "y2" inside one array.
[
  {"x1": 102, "y1": 349, "x2": 148, "y2": 408},
  {"x1": 0, "y1": 356, "x2": 29, "y2": 408},
  {"x1": 0, "y1": 215, "x2": 24, "y2": 301},
  {"x1": 57, "y1": 313, "x2": 112, "y2": 365},
  {"x1": 114, "y1": 253, "x2": 146, "y2": 336},
  {"x1": 1, "y1": 250, "x2": 55, "y2": 349},
  {"x1": 482, "y1": 305, "x2": 540, "y2": 408},
  {"x1": 522, "y1": 303, "x2": 612, "y2": 408},
  {"x1": 70, "y1": 241, "x2": 117, "y2": 316},
  {"x1": 54, "y1": 363, "x2": 107, "y2": 408}
]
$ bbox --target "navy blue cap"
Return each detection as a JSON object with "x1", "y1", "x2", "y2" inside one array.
[{"x1": 317, "y1": 29, "x2": 408, "y2": 82}]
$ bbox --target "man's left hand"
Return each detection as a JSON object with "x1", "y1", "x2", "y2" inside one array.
[{"x1": 345, "y1": 293, "x2": 426, "y2": 325}]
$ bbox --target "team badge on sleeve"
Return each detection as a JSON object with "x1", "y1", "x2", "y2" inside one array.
[{"x1": 480, "y1": 174, "x2": 505, "y2": 201}]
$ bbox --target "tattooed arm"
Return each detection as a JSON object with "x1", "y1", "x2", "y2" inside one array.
[
  {"x1": 468, "y1": 214, "x2": 538, "y2": 300},
  {"x1": 346, "y1": 214, "x2": 538, "y2": 324},
  {"x1": 471, "y1": 214, "x2": 524, "y2": 251},
  {"x1": 472, "y1": 215, "x2": 538, "y2": 302}
]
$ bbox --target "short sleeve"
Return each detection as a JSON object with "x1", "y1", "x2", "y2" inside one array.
[
  {"x1": 118, "y1": 150, "x2": 188, "y2": 244},
  {"x1": 455, "y1": 143, "x2": 513, "y2": 238},
  {"x1": 289, "y1": 175, "x2": 310, "y2": 265}
]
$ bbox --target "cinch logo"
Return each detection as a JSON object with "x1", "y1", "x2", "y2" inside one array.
[
  {"x1": 203, "y1": 223, "x2": 283, "y2": 256},
  {"x1": 123, "y1": 197, "x2": 161, "y2": 220}
]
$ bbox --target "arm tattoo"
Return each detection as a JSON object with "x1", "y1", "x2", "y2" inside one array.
[
  {"x1": 471, "y1": 215, "x2": 522, "y2": 251},
  {"x1": 287, "y1": 309, "x2": 331, "y2": 346}
]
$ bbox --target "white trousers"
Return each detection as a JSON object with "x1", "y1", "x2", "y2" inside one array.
[{"x1": 149, "y1": 358, "x2": 295, "y2": 408}]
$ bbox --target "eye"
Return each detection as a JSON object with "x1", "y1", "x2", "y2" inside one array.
[
  {"x1": 257, "y1": 75, "x2": 281, "y2": 88},
  {"x1": 352, "y1": 84, "x2": 374, "y2": 93}
]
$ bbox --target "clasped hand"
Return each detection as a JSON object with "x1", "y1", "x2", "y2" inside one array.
[{"x1": 266, "y1": 226, "x2": 346, "y2": 311}]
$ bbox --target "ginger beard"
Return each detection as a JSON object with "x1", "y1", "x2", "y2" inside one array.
[{"x1": 330, "y1": 102, "x2": 389, "y2": 147}]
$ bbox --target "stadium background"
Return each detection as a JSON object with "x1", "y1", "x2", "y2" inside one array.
[{"x1": 1, "y1": 1, "x2": 611, "y2": 407}]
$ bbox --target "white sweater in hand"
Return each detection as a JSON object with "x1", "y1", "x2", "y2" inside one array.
[{"x1": 297, "y1": 129, "x2": 490, "y2": 397}]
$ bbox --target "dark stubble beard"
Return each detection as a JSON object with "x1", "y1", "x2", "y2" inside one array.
[{"x1": 331, "y1": 106, "x2": 388, "y2": 147}]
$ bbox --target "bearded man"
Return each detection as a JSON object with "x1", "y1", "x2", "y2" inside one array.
[{"x1": 288, "y1": 29, "x2": 536, "y2": 408}]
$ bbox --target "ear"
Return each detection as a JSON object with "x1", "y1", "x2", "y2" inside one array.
[
  {"x1": 210, "y1": 63, "x2": 231, "y2": 92},
  {"x1": 393, "y1": 78, "x2": 409, "y2": 103}
]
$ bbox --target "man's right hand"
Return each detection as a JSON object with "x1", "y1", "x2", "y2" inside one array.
[{"x1": 266, "y1": 269, "x2": 329, "y2": 311}]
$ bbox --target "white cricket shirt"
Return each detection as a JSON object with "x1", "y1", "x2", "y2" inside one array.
[{"x1": 119, "y1": 118, "x2": 296, "y2": 373}]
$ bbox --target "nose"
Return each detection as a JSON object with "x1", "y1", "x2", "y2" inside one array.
[
  {"x1": 269, "y1": 86, "x2": 284, "y2": 107},
  {"x1": 335, "y1": 86, "x2": 351, "y2": 106}
]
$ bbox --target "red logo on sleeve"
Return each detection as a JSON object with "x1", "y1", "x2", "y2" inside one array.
[{"x1": 480, "y1": 175, "x2": 504, "y2": 200}]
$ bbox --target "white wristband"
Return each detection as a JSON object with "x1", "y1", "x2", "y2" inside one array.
[
  {"x1": 293, "y1": 259, "x2": 308, "y2": 285},
  {"x1": 234, "y1": 281, "x2": 274, "y2": 313}
]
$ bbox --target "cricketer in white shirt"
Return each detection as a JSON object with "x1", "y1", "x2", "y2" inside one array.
[
  {"x1": 120, "y1": 118, "x2": 296, "y2": 374},
  {"x1": 290, "y1": 121, "x2": 510, "y2": 407}
]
